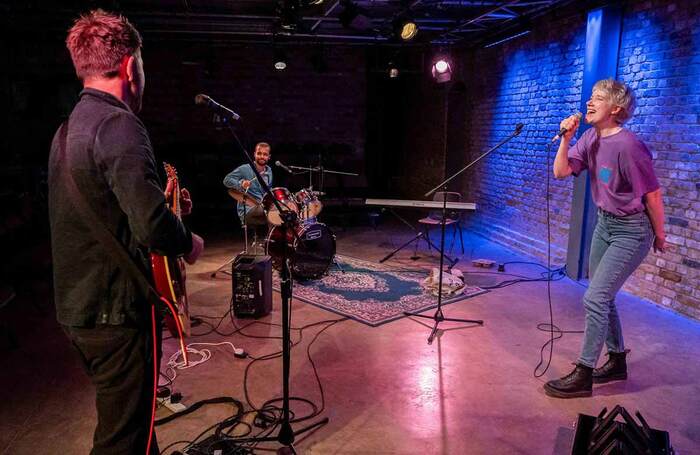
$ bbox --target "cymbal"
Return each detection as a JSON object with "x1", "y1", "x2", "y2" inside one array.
[{"x1": 227, "y1": 188, "x2": 261, "y2": 207}]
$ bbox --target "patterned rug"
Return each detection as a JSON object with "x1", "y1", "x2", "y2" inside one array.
[{"x1": 273, "y1": 255, "x2": 487, "y2": 326}]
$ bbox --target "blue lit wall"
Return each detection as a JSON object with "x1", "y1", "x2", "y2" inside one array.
[{"x1": 458, "y1": 0, "x2": 700, "y2": 319}]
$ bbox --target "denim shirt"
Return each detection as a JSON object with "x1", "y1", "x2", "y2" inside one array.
[
  {"x1": 48, "y1": 88, "x2": 193, "y2": 327},
  {"x1": 222, "y1": 163, "x2": 273, "y2": 221}
]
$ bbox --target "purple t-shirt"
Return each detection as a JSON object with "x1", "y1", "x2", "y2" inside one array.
[{"x1": 568, "y1": 128, "x2": 659, "y2": 216}]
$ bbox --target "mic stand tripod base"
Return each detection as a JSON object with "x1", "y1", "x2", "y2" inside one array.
[{"x1": 403, "y1": 308, "x2": 483, "y2": 344}]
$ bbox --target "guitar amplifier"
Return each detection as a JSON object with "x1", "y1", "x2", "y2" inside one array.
[{"x1": 232, "y1": 254, "x2": 272, "y2": 318}]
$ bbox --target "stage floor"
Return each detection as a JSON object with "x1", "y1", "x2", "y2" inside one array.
[{"x1": 3, "y1": 224, "x2": 700, "y2": 454}]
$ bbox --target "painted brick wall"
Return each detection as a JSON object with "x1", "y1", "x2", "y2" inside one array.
[{"x1": 456, "y1": 0, "x2": 700, "y2": 319}]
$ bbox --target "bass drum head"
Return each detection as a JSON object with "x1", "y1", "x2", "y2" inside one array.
[{"x1": 266, "y1": 223, "x2": 336, "y2": 280}]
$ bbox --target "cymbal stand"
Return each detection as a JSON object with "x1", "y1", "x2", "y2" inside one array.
[{"x1": 288, "y1": 164, "x2": 359, "y2": 195}]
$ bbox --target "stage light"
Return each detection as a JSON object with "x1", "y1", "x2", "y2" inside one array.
[
  {"x1": 274, "y1": 48, "x2": 287, "y2": 70},
  {"x1": 431, "y1": 57, "x2": 452, "y2": 83},
  {"x1": 393, "y1": 13, "x2": 418, "y2": 41},
  {"x1": 388, "y1": 62, "x2": 399, "y2": 78}
]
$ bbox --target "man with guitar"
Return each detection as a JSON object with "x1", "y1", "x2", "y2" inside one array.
[{"x1": 48, "y1": 9, "x2": 203, "y2": 454}]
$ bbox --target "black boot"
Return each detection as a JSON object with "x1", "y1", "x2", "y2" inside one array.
[
  {"x1": 593, "y1": 350, "x2": 629, "y2": 383},
  {"x1": 544, "y1": 364, "x2": 593, "y2": 398}
]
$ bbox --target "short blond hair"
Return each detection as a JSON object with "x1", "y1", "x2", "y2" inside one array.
[
  {"x1": 592, "y1": 78, "x2": 636, "y2": 124},
  {"x1": 66, "y1": 9, "x2": 142, "y2": 81}
]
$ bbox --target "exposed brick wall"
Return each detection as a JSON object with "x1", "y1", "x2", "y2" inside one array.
[
  {"x1": 616, "y1": 0, "x2": 700, "y2": 319},
  {"x1": 454, "y1": 0, "x2": 700, "y2": 319},
  {"x1": 457, "y1": 11, "x2": 586, "y2": 264}
]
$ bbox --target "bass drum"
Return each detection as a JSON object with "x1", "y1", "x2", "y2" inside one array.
[{"x1": 266, "y1": 223, "x2": 336, "y2": 280}]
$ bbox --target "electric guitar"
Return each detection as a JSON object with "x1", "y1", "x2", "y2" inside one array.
[{"x1": 151, "y1": 163, "x2": 191, "y2": 339}]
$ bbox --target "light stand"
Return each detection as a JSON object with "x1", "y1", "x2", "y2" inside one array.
[
  {"x1": 220, "y1": 120, "x2": 328, "y2": 451},
  {"x1": 404, "y1": 123, "x2": 524, "y2": 344}
]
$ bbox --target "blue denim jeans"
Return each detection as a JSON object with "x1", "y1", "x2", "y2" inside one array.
[{"x1": 577, "y1": 209, "x2": 653, "y2": 368}]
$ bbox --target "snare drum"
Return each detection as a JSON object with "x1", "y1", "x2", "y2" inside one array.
[
  {"x1": 262, "y1": 187, "x2": 298, "y2": 225},
  {"x1": 295, "y1": 188, "x2": 323, "y2": 220},
  {"x1": 266, "y1": 222, "x2": 336, "y2": 280}
]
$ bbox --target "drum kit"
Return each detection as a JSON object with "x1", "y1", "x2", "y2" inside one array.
[{"x1": 228, "y1": 185, "x2": 336, "y2": 280}]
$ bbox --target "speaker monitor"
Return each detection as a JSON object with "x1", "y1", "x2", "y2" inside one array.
[
  {"x1": 571, "y1": 405, "x2": 673, "y2": 454},
  {"x1": 232, "y1": 254, "x2": 272, "y2": 318}
]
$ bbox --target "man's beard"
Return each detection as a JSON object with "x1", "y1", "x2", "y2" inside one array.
[{"x1": 256, "y1": 159, "x2": 267, "y2": 166}]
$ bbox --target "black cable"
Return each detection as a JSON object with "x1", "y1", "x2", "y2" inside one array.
[
  {"x1": 533, "y1": 140, "x2": 557, "y2": 378},
  {"x1": 157, "y1": 439, "x2": 190, "y2": 454},
  {"x1": 155, "y1": 396, "x2": 244, "y2": 426},
  {"x1": 532, "y1": 141, "x2": 584, "y2": 378},
  {"x1": 159, "y1": 312, "x2": 346, "y2": 453}
]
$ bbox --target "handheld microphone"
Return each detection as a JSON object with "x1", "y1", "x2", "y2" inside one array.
[
  {"x1": 275, "y1": 161, "x2": 293, "y2": 174},
  {"x1": 194, "y1": 94, "x2": 240, "y2": 121},
  {"x1": 551, "y1": 112, "x2": 582, "y2": 142}
]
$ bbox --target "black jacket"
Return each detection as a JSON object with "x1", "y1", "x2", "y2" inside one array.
[{"x1": 48, "y1": 88, "x2": 192, "y2": 327}]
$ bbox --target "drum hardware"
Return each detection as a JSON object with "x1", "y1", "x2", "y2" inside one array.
[{"x1": 287, "y1": 163, "x2": 358, "y2": 196}]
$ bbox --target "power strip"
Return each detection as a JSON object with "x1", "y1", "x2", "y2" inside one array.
[{"x1": 158, "y1": 396, "x2": 187, "y2": 414}]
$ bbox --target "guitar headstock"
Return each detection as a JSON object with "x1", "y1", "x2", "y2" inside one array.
[{"x1": 163, "y1": 162, "x2": 179, "y2": 183}]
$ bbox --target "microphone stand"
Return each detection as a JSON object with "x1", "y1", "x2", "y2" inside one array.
[
  {"x1": 404, "y1": 123, "x2": 524, "y2": 344},
  {"x1": 221, "y1": 122, "x2": 328, "y2": 451}
]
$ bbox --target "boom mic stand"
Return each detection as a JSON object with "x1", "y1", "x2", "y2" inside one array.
[
  {"x1": 404, "y1": 123, "x2": 524, "y2": 344},
  {"x1": 219, "y1": 120, "x2": 328, "y2": 451}
]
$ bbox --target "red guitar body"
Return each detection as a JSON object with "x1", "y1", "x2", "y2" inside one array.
[{"x1": 151, "y1": 163, "x2": 191, "y2": 338}]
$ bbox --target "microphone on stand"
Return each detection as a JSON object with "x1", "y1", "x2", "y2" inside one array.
[
  {"x1": 551, "y1": 112, "x2": 582, "y2": 142},
  {"x1": 275, "y1": 161, "x2": 293, "y2": 174},
  {"x1": 194, "y1": 94, "x2": 241, "y2": 121}
]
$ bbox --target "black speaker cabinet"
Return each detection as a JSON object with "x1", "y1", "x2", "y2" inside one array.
[
  {"x1": 232, "y1": 254, "x2": 272, "y2": 318},
  {"x1": 572, "y1": 405, "x2": 673, "y2": 455}
]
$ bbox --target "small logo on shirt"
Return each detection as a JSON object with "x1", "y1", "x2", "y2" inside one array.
[{"x1": 599, "y1": 166, "x2": 612, "y2": 184}]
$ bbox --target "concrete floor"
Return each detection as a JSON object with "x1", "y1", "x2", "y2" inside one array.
[{"x1": 2, "y1": 223, "x2": 700, "y2": 454}]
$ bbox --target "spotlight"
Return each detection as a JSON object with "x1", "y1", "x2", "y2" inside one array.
[
  {"x1": 393, "y1": 13, "x2": 418, "y2": 41},
  {"x1": 274, "y1": 48, "x2": 287, "y2": 70},
  {"x1": 431, "y1": 57, "x2": 452, "y2": 83},
  {"x1": 388, "y1": 64, "x2": 399, "y2": 78}
]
